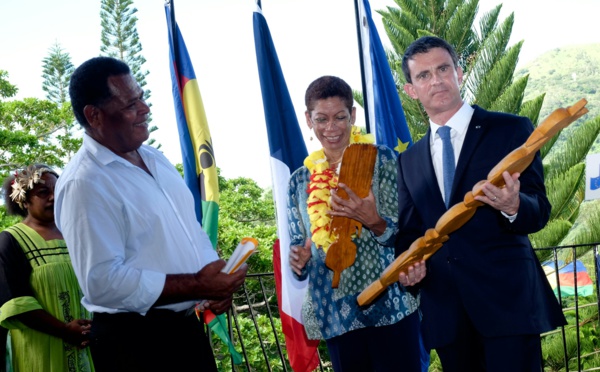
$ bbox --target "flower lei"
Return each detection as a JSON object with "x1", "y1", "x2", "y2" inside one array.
[
  {"x1": 10, "y1": 166, "x2": 52, "y2": 209},
  {"x1": 304, "y1": 126, "x2": 375, "y2": 252}
]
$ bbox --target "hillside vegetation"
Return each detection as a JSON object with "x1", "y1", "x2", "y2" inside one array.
[
  {"x1": 519, "y1": 44, "x2": 600, "y2": 245},
  {"x1": 518, "y1": 43, "x2": 600, "y2": 153}
]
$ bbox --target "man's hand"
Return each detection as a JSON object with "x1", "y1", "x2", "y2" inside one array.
[
  {"x1": 194, "y1": 260, "x2": 248, "y2": 300},
  {"x1": 398, "y1": 260, "x2": 426, "y2": 287},
  {"x1": 475, "y1": 171, "x2": 520, "y2": 215},
  {"x1": 289, "y1": 239, "x2": 312, "y2": 275},
  {"x1": 158, "y1": 261, "x2": 248, "y2": 307},
  {"x1": 206, "y1": 296, "x2": 234, "y2": 315}
]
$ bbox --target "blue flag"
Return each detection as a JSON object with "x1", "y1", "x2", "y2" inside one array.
[
  {"x1": 253, "y1": 4, "x2": 320, "y2": 372},
  {"x1": 591, "y1": 165, "x2": 600, "y2": 190},
  {"x1": 357, "y1": 1, "x2": 427, "y2": 369},
  {"x1": 357, "y1": 0, "x2": 412, "y2": 154}
]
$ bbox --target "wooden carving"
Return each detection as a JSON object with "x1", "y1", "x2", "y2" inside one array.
[
  {"x1": 357, "y1": 99, "x2": 589, "y2": 306},
  {"x1": 325, "y1": 144, "x2": 377, "y2": 288}
]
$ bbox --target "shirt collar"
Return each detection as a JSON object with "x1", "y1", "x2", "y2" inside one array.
[
  {"x1": 429, "y1": 102, "x2": 474, "y2": 138},
  {"x1": 83, "y1": 133, "x2": 144, "y2": 167}
]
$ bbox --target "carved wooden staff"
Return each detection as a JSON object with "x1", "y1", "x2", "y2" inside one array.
[
  {"x1": 357, "y1": 99, "x2": 589, "y2": 306},
  {"x1": 325, "y1": 144, "x2": 377, "y2": 288}
]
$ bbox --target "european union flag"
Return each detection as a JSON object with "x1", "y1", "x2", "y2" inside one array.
[
  {"x1": 591, "y1": 166, "x2": 600, "y2": 190},
  {"x1": 357, "y1": 0, "x2": 412, "y2": 154}
]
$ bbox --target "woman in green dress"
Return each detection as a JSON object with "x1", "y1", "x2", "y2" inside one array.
[{"x1": 0, "y1": 164, "x2": 94, "y2": 372}]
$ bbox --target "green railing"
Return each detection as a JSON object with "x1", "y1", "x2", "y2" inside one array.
[{"x1": 214, "y1": 243, "x2": 600, "y2": 372}]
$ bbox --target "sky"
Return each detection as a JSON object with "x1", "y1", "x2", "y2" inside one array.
[{"x1": 2, "y1": 0, "x2": 599, "y2": 187}]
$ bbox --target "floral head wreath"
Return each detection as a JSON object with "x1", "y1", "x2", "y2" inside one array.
[{"x1": 10, "y1": 165, "x2": 53, "y2": 209}]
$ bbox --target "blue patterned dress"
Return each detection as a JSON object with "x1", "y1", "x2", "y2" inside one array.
[{"x1": 287, "y1": 145, "x2": 418, "y2": 340}]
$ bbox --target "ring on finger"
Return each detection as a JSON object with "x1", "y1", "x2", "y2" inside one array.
[{"x1": 491, "y1": 196, "x2": 497, "y2": 201}]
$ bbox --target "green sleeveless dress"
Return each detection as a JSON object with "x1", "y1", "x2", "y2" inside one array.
[{"x1": 0, "y1": 223, "x2": 93, "y2": 372}]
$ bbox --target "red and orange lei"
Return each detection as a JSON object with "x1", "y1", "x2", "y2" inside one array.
[{"x1": 304, "y1": 126, "x2": 374, "y2": 252}]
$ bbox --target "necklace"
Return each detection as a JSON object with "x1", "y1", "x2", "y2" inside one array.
[{"x1": 304, "y1": 126, "x2": 374, "y2": 252}]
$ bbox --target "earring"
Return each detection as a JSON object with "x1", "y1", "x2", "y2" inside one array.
[{"x1": 309, "y1": 128, "x2": 314, "y2": 141}]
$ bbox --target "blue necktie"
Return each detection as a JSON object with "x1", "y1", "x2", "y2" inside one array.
[{"x1": 438, "y1": 126, "x2": 455, "y2": 208}]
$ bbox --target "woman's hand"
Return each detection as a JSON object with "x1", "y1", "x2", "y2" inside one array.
[
  {"x1": 289, "y1": 239, "x2": 312, "y2": 275},
  {"x1": 329, "y1": 184, "x2": 387, "y2": 235},
  {"x1": 18, "y1": 309, "x2": 92, "y2": 348},
  {"x1": 63, "y1": 319, "x2": 92, "y2": 348}
]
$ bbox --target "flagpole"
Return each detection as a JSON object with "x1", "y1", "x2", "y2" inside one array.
[
  {"x1": 167, "y1": 0, "x2": 182, "y2": 91},
  {"x1": 354, "y1": 0, "x2": 371, "y2": 134}
]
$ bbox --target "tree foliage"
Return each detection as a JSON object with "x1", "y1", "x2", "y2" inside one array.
[
  {"x1": 217, "y1": 176, "x2": 277, "y2": 274},
  {"x1": 99, "y1": 0, "x2": 159, "y2": 147},
  {"x1": 100, "y1": 0, "x2": 149, "y2": 92},
  {"x1": 0, "y1": 72, "x2": 80, "y2": 179},
  {"x1": 41, "y1": 42, "x2": 74, "y2": 104}
]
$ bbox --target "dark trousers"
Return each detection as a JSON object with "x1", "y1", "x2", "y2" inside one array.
[
  {"x1": 90, "y1": 309, "x2": 217, "y2": 372},
  {"x1": 435, "y1": 311, "x2": 542, "y2": 372},
  {"x1": 325, "y1": 311, "x2": 422, "y2": 372},
  {"x1": 1, "y1": 326, "x2": 7, "y2": 372}
]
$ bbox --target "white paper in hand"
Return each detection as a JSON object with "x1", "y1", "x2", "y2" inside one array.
[
  {"x1": 221, "y1": 237, "x2": 258, "y2": 274},
  {"x1": 195, "y1": 237, "x2": 258, "y2": 312}
]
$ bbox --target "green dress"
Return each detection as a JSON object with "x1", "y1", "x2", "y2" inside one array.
[{"x1": 0, "y1": 223, "x2": 94, "y2": 372}]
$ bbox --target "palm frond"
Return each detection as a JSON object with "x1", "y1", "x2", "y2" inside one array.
[
  {"x1": 462, "y1": 13, "x2": 515, "y2": 103},
  {"x1": 530, "y1": 218, "x2": 573, "y2": 250},
  {"x1": 489, "y1": 73, "x2": 527, "y2": 114},
  {"x1": 519, "y1": 92, "x2": 545, "y2": 128},
  {"x1": 444, "y1": 0, "x2": 478, "y2": 55},
  {"x1": 545, "y1": 116, "x2": 600, "y2": 178},
  {"x1": 560, "y1": 199, "x2": 600, "y2": 246},
  {"x1": 545, "y1": 162, "x2": 585, "y2": 222},
  {"x1": 476, "y1": 4, "x2": 501, "y2": 43}
]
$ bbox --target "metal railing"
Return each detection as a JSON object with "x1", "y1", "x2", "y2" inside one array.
[{"x1": 213, "y1": 243, "x2": 600, "y2": 372}]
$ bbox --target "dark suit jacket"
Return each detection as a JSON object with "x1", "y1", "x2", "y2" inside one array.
[{"x1": 396, "y1": 105, "x2": 566, "y2": 349}]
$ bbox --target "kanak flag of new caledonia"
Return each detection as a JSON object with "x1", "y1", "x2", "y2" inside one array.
[
  {"x1": 165, "y1": 2, "x2": 242, "y2": 365},
  {"x1": 357, "y1": 0, "x2": 412, "y2": 153},
  {"x1": 253, "y1": 4, "x2": 320, "y2": 372}
]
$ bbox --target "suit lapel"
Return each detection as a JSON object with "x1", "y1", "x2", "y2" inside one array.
[
  {"x1": 453, "y1": 105, "x2": 487, "y2": 190},
  {"x1": 415, "y1": 129, "x2": 445, "y2": 207}
]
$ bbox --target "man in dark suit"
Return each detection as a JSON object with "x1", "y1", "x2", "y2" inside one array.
[{"x1": 395, "y1": 36, "x2": 566, "y2": 371}]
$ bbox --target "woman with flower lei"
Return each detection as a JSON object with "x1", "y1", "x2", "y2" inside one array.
[
  {"x1": 286, "y1": 76, "x2": 425, "y2": 371},
  {"x1": 0, "y1": 164, "x2": 94, "y2": 371}
]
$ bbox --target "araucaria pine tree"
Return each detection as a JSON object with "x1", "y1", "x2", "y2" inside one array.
[
  {"x1": 100, "y1": 0, "x2": 149, "y2": 100},
  {"x1": 41, "y1": 42, "x2": 74, "y2": 104},
  {"x1": 100, "y1": 0, "x2": 159, "y2": 146}
]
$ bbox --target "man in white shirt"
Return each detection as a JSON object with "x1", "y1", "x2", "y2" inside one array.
[
  {"x1": 395, "y1": 36, "x2": 565, "y2": 371},
  {"x1": 54, "y1": 56, "x2": 247, "y2": 372}
]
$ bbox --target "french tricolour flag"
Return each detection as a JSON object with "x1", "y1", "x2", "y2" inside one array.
[{"x1": 253, "y1": 4, "x2": 320, "y2": 372}]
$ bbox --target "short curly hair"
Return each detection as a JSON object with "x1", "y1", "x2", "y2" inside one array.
[
  {"x1": 304, "y1": 76, "x2": 354, "y2": 114},
  {"x1": 69, "y1": 56, "x2": 131, "y2": 129}
]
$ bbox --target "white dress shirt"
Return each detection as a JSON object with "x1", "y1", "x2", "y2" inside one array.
[
  {"x1": 429, "y1": 102, "x2": 474, "y2": 203},
  {"x1": 55, "y1": 134, "x2": 219, "y2": 314}
]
